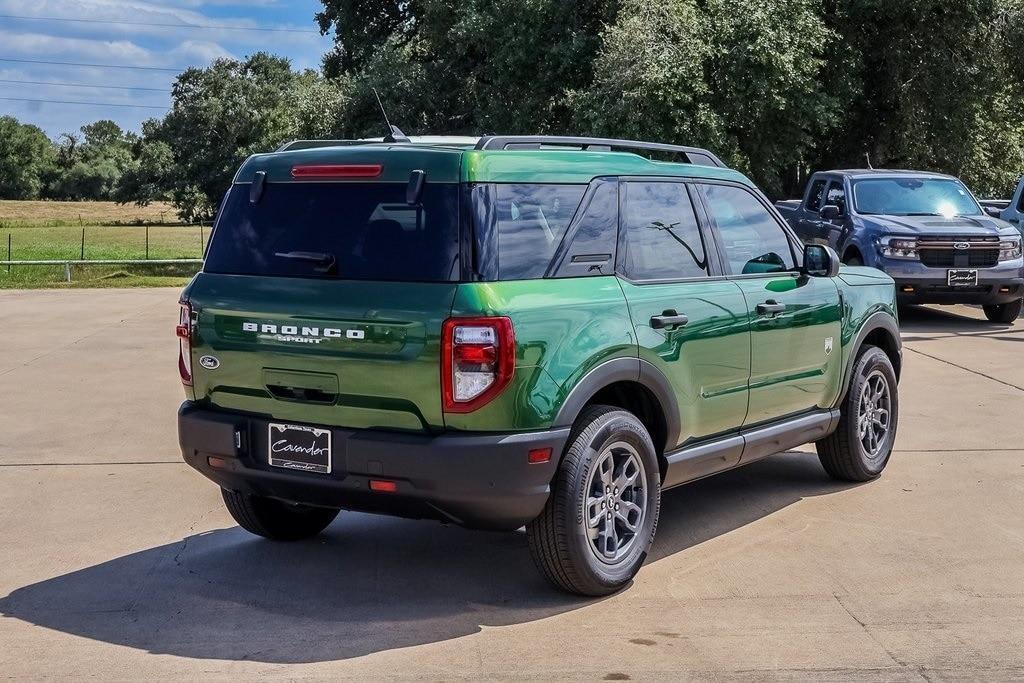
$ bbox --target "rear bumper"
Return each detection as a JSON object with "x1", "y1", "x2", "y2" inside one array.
[{"x1": 178, "y1": 402, "x2": 569, "y2": 531}]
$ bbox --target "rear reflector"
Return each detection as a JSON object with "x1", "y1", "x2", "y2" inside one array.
[
  {"x1": 291, "y1": 164, "x2": 383, "y2": 179},
  {"x1": 369, "y1": 479, "x2": 397, "y2": 493},
  {"x1": 207, "y1": 456, "x2": 227, "y2": 469},
  {"x1": 527, "y1": 448, "x2": 552, "y2": 464}
]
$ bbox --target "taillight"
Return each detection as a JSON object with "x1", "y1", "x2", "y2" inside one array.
[
  {"x1": 441, "y1": 317, "x2": 515, "y2": 413},
  {"x1": 177, "y1": 301, "x2": 193, "y2": 387}
]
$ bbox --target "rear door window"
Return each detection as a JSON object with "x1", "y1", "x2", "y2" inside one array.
[
  {"x1": 619, "y1": 181, "x2": 709, "y2": 280},
  {"x1": 806, "y1": 178, "x2": 827, "y2": 211},
  {"x1": 204, "y1": 182, "x2": 461, "y2": 281}
]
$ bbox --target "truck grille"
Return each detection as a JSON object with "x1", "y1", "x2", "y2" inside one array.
[{"x1": 917, "y1": 237, "x2": 1000, "y2": 268}]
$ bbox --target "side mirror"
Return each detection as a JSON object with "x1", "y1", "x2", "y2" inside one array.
[
  {"x1": 983, "y1": 206, "x2": 1002, "y2": 218},
  {"x1": 803, "y1": 243, "x2": 841, "y2": 278},
  {"x1": 819, "y1": 204, "x2": 842, "y2": 222}
]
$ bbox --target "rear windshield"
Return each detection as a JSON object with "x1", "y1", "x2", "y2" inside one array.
[{"x1": 204, "y1": 182, "x2": 460, "y2": 281}]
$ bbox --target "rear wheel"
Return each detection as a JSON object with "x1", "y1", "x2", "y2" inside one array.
[
  {"x1": 221, "y1": 488, "x2": 339, "y2": 541},
  {"x1": 527, "y1": 406, "x2": 661, "y2": 596},
  {"x1": 983, "y1": 298, "x2": 1022, "y2": 323},
  {"x1": 844, "y1": 254, "x2": 863, "y2": 266},
  {"x1": 816, "y1": 346, "x2": 898, "y2": 482}
]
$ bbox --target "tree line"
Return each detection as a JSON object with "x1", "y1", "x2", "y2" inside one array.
[{"x1": 2, "y1": 0, "x2": 1023, "y2": 220}]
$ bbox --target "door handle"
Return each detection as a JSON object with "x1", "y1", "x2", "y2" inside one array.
[
  {"x1": 650, "y1": 310, "x2": 689, "y2": 329},
  {"x1": 756, "y1": 299, "x2": 786, "y2": 316}
]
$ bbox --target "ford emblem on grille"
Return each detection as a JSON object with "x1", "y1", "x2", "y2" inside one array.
[{"x1": 953, "y1": 241, "x2": 971, "y2": 250}]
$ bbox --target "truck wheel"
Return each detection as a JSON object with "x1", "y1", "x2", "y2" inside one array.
[
  {"x1": 844, "y1": 255, "x2": 863, "y2": 266},
  {"x1": 983, "y1": 298, "x2": 1022, "y2": 323},
  {"x1": 221, "y1": 489, "x2": 339, "y2": 541},
  {"x1": 526, "y1": 406, "x2": 661, "y2": 596},
  {"x1": 816, "y1": 346, "x2": 898, "y2": 482}
]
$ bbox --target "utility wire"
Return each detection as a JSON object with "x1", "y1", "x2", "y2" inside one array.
[
  {"x1": 0, "y1": 78, "x2": 171, "y2": 92},
  {"x1": 0, "y1": 57, "x2": 184, "y2": 72},
  {"x1": 0, "y1": 13, "x2": 321, "y2": 34},
  {"x1": 0, "y1": 96, "x2": 169, "y2": 109}
]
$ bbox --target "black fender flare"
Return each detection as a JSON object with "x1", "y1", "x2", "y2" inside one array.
[
  {"x1": 552, "y1": 357, "x2": 681, "y2": 450},
  {"x1": 834, "y1": 311, "x2": 901, "y2": 408}
]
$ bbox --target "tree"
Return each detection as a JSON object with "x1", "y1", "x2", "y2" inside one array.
[
  {"x1": 0, "y1": 116, "x2": 56, "y2": 199},
  {"x1": 147, "y1": 52, "x2": 317, "y2": 219}
]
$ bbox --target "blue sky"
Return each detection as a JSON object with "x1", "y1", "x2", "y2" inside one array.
[{"x1": 0, "y1": 0, "x2": 332, "y2": 138}]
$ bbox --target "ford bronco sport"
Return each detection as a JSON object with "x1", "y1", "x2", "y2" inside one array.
[{"x1": 177, "y1": 135, "x2": 902, "y2": 596}]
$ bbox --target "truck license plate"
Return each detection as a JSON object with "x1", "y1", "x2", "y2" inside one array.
[
  {"x1": 947, "y1": 269, "x2": 978, "y2": 286},
  {"x1": 268, "y1": 423, "x2": 331, "y2": 474}
]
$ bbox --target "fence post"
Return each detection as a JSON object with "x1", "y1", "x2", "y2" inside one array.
[
  {"x1": 199, "y1": 225, "x2": 204, "y2": 256},
  {"x1": 64, "y1": 262, "x2": 71, "y2": 283},
  {"x1": 6, "y1": 233, "x2": 10, "y2": 274},
  {"x1": 80, "y1": 228, "x2": 85, "y2": 260},
  {"x1": 146, "y1": 226, "x2": 150, "y2": 260}
]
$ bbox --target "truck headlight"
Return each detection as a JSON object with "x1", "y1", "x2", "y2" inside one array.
[
  {"x1": 879, "y1": 237, "x2": 918, "y2": 259},
  {"x1": 999, "y1": 239, "x2": 1022, "y2": 261}
]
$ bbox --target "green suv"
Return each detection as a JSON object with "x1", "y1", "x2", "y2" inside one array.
[{"x1": 177, "y1": 135, "x2": 902, "y2": 595}]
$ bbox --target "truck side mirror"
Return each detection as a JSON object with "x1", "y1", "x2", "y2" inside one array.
[
  {"x1": 803, "y1": 243, "x2": 840, "y2": 278},
  {"x1": 819, "y1": 204, "x2": 842, "y2": 222},
  {"x1": 983, "y1": 206, "x2": 1002, "y2": 218}
]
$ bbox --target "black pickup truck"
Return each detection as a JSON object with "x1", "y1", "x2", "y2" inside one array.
[{"x1": 777, "y1": 169, "x2": 1024, "y2": 322}]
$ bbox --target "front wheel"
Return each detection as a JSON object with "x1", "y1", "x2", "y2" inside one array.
[
  {"x1": 816, "y1": 346, "x2": 899, "y2": 482},
  {"x1": 221, "y1": 489, "x2": 340, "y2": 541},
  {"x1": 983, "y1": 298, "x2": 1022, "y2": 323},
  {"x1": 527, "y1": 406, "x2": 661, "y2": 596}
]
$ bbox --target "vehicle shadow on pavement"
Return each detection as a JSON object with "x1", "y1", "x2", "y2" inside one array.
[
  {"x1": 0, "y1": 452, "x2": 851, "y2": 663},
  {"x1": 898, "y1": 304, "x2": 1023, "y2": 343}
]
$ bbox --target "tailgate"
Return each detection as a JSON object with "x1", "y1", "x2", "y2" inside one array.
[{"x1": 186, "y1": 273, "x2": 456, "y2": 431}]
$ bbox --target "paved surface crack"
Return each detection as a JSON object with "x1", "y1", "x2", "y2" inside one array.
[
  {"x1": 0, "y1": 461, "x2": 181, "y2": 467},
  {"x1": 903, "y1": 345, "x2": 1024, "y2": 393},
  {"x1": 833, "y1": 592, "x2": 909, "y2": 670}
]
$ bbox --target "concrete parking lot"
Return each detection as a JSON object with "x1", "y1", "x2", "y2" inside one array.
[{"x1": 1, "y1": 288, "x2": 1022, "y2": 680}]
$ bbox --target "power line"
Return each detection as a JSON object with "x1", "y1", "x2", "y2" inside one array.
[
  {"x1": 0, "y1": 78, "x2": 170, "y2": 92},
  {"x1": 0, "y1": 13, "x2": 321, "y2": 34},
  {"x1": 0, "y1": 57, "x2": 184, "y2": 72},
  {"x1": 0, "y1": 96, "x2": 169, "y2": 109}
]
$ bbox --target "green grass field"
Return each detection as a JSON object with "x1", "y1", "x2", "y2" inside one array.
[{"x1": 0, "y1": 201, "x2": 206, "y2": 289}]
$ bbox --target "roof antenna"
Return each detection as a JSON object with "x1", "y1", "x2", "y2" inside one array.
[
  {"x1": 865, "y1": 152, "x2": 874, "y2": 170},
  {"x1": 372, "y1": 88, "x2": 410, "y2": 143}
]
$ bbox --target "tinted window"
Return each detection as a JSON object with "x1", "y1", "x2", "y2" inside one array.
[
  {"x1": 553, "y1": 180, "x2": 617, "y2": 277},
  {"x1": 806, "y1": 179, "x2": 827, "y2": 211},
  {"x1": 698, "y1": 183, "x2": 795, "y2": 275},
  {"x1": 204, "y1": 182, "x2": 460, "y2": 281},
  {"x1": 471, "y1": 184, "x2": 587, "y2": 280},
  {"x1": 826, "y1": 182, "x2": 846, "y2": 214},
  {"x1": 620, "y1": 182, "x2": 708, "y2": 280}
]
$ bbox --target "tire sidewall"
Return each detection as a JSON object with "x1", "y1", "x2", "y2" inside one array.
[
  {"x1": 562, "y1": 411, "x2": 661, "y2": 591},
  {"x1": 844, "y1": 347, "x2": 899, "y2": 477}
]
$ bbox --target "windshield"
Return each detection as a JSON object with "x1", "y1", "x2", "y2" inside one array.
[
  {"x1": 204, "y1": 182, "x2": 460, "y2": 281},
  {"x1": 851, "y1": 177, "x2": 982, "y2": 217}
]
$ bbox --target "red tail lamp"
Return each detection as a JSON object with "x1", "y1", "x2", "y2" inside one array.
[{"x1": 369, "y1": 479, "x2": 398, "y2": 493}]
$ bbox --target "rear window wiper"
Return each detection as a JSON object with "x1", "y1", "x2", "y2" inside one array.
[{"x1": 273, "y1": 251, "x2": 337, "y2": 274}]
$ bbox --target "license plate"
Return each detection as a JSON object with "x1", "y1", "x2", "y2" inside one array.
[
  {"x1": 268, "y1": 423, "x2": 331, "y2": 474},
  {"x1": 947, "y1": 269, "x2": 978, "y2": 286}
]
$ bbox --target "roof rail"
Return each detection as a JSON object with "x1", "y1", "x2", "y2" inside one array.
[{"x1": 474, "y1": 136, "x2": 726, "y2": 168}]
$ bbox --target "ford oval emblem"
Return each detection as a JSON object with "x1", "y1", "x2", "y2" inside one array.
[
  {"x1": 953, "y1": 241, "x2": 971, "y2": 250},
  {"x1": 199, "y1": 355, "x2": 220, "y2": 370}
]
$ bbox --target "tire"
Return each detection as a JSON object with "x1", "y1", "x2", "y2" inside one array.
[
  {"x1": 816, "y1": 345, "x2": 899, "y2": 482},
  {"x1": 221, "y1": 488, "x2": 340, "y2": 541},
  {"x1": 983, "y1": 298, "x2": 1022, "y2": 323},
  {"x1": 526, "y1": 405, "x2": 661, "y2": 596},
  {"x1": 844, "y1": 254, "x2": 863, "y2": 266}
]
